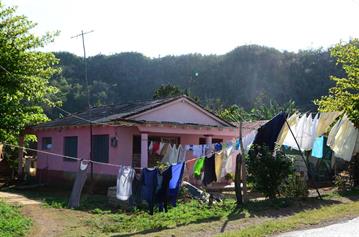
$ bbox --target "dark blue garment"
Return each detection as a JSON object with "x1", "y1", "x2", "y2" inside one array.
[
  {"x1": 203, "y1": 154, "x2": 217, "y2": 186},
  {"x1": 167, "y1": 162, "x2": 185, "y2": 206},
  {"x1": 141, "y1": 168, "x2": 159, "y2": 215},
  {"x1": 156, "y1": 166, "x2": 172, "y2": 212},
  {"x1": 253, "y1": 112, "x2": 287, "y2": 151}
]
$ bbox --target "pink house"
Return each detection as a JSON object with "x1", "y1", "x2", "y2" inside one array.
[{"x1": 28, "y1": 96, "x2": 238, "y2": 185}]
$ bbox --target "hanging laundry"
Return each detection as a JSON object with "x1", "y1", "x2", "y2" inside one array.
[
  {"x1": 157, "y1": 142, "x2": 165, "y2": 155},
  {"x1": 160, "y1": 143, "x2": 170, "y2": 156},
  {"x1": 193, "y1": 157, "x2": 205, "y2": 178},
  {"x1": 161, "y1": 144, "x2": 173, "y2": 164},
  {"x1": 311, "y1": 114, "x2": 320, "y2": 142},
  {"x1": 156, "y1": 166, "x2": 172, "y2": 212},
  {"x1": 253, "y1": 112, "x2": 287, "y2": 150},
  {"x1": 148, "y1": 141, "x2": 153, "y2": 153},
  {"x1": 316, "y1": 112, "x2": 341, "y2": 137},
  {"x1": 141, "y1": 168, "x2": 159, "y2": 215},
  {"x1": 331, "y1": 116, "x2": 358, "y2": 161},
  {"x1": 215, "y1": 143, "x2": 222, "y2": 152},
  {"x1": 225, "y1": 145, "x2": 233, "y2": 158},
  {"x1": 242, "y1": 130, "x2": 258, "y2": 153},
  {"x1": 311, "y1": 136, "x2": 332, "y2": 159},
  {"x1": 204, "y1": 144, "x2": 212, "y2": 156},
  {"x1": 168, "y1": 145, "x2": 179, "y2": 164},
  {"x1": 192, "y1": 145, "x2": 204, "y2": 158},
  {"x1": 168, "y1": 162, "x2": 185, "y2": 206},
  {"x1": 152, "y1": 142, "x2": 160, "y2": 154},
  {"x1": 225, "y1": 150, "x2": 239, "y2": 175},
  {"x1": 116, "y1": 166, "x2": 135, "y2": 201},
  {"x1": 220, "y1": 145, "x2": 233, "y2": 177},
  {"x1": 283, "y1": 113, "x2": 317, "y2": 151},
  {"x1": 177, "y1": 145, "x2": 187, "y2": 163},
  {"x1": 282, "y1": 114, "x2": 301, "y2": 149},
  {"x1": 220, "y1": 151, "x2": 229, "y2": 178},
  {"x1": 277, "y1": 113, "x2": 299, "y2": 146},
  {"x1": 203, "y1": 154, "x2": 217, "y2": 186},
  {"x1": 327, "y1": 117, "x2": 343, "y2": 148},
  {"x1": 296, "y1": 113, "x2": 315, "y2": 151},
  {"x1": 185, "y1": 144, "x2": 192, "y2": 151},
  {"x1": 214, "y1": 152, "x2": 223, "y2": 180},
  {"x1": 183, "y1": 158, "x2": 196, "y2": 181},
  {"x1": 68, "y1": 160, "x2": 89, "y2": 208}
]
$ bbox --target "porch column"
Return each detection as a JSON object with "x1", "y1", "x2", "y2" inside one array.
[
  {"x1": 18, "y1": 134, "x2": 24, "y2": 178},
  {"x1": 140, "y1": 133, "x2": 148, "y2": 168},
  {"x1": 205, "y1": 135, "x2": 212, "y2": 146},
  {"x1": 205, "y1": 136, "x2": 213, "y2": 155}
]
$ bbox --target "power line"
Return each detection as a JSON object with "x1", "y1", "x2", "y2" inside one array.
[
  {"x1": 54, "y1": 105, "x2": 125, "y2": 127},
  {"x1": 70, "y1": 30, "x2": 94, "y2": 112},
  {"x1": 1, "y1": 141, "x2": 125, "y2": 168},
  {"x1": 0, "y1": 62, "x2": 125, "y2": 128}
]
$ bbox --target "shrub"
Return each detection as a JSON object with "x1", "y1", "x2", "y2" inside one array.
[
  {"x1": 247, "y1": 146, "x2": 292, "y2": 199},
  {"x1": 280, "y1": 173, "x2": 308, "y2": 198}
]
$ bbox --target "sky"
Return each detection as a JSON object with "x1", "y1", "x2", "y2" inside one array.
[{"x1": 3, "y1": 0, "x2": 359, "y2": 58}]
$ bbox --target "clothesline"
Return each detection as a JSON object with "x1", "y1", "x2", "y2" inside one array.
[
  {"x1": 0, "y1": 142, "x2": 209, "y2": 170},
  {"x1": 0, "y1": 142, "x2": 143, "y2": 169}
]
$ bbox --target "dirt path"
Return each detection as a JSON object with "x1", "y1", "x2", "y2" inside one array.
[
  {"x1": 0, "y1": 191, "x2": 62, "y2": 237},
  {"x1": 0, "y1": 192, "x2": 91, "y2": 237}
]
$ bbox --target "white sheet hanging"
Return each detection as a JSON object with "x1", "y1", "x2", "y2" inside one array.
[
  {"x1": 331, "y1": 116, "x2": 358, "y2": 161},
  {"x1": 241, "y1": 130, "x2": 258, "y2": 153},
  {"x1": 316, "y1": 111, "x2": 341, "y2": 137}
]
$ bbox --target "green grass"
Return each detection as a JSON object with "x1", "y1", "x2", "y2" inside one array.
[
  {"x1": 6, "y1": 187, "x2": 359, "y2": 236},
  {"x1": 85, "y1": 199, "x2": 235, "y2": 234},
  {"x1": 0, "y1": 201, "x2": 32, "y2": 237},
  {"x1": 218, "y1": 200, "x2": 359, "y2": 237},
  {"x1": 83, "y1": 197, "x2": 312, "y2": 235}
]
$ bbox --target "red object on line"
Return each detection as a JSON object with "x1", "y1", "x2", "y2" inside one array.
[{"x1": 152, "y1": 142, "x2": 160, "y2": 154}]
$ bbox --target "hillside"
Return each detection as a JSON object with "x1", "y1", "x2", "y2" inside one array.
[{"x1": 50, "y1": 45, "x2": 343, "y2": 117}]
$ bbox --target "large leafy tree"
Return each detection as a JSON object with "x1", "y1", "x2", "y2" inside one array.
[
  {"x1": 218, "y1": 98, "x2": 297, "y2": 122},
  {"x1": 315, "y1": 39, "x2": 359, "y2": 127},
  {"x1": 315, "y1": 39, "x2": 359, "y2": 186},
  {"x1": 0, "y1": 2, "x2": 60, "y2": 143}
]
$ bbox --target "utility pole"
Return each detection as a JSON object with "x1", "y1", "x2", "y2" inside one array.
[{"x1": 71, "y1": 30, "x2": 94, "y2": 178}]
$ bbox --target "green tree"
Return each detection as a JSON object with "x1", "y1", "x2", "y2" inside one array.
[
  {"x1": 153, "y1": 84, "x2": 182, "y2": 99},
  {"x1": 315, "y1": 39, "x2": 359, "y2": 127},
  {"x1": 218, "y1": 99, "x2": 297, "y2": 122},
  {"x1": 315, "y1": 39, "x2": 359, "y2": 186},
  {"x1": 0, "y1": 2, "x2": 60, "y2": 143}
]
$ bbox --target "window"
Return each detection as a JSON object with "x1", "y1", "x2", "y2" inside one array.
[
  {"x1": 41, "y1": 137, "x2": 52, "y2": 150},
  {"x1": 199, "y1": 137, "x2": 223, "y2": 145},
  {"x1": 92, "y1": 135, "x2": 109, "y2": 163},
  {"x1": 64, "y1": 136, "x2": 78, "y2": 161}
]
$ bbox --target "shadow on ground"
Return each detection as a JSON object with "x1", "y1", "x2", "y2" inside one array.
[{"x1": 2, "y1": 185, "x2": 357, "y2": 237}]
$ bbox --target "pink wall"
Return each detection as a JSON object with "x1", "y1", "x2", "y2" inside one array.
[
  {"x1": 129, "y1": 99, "x2": 227, "y2": 126},
  {"x1": 35, "y1": 124, "x2": 238, "y2": 176},
  {"x1": 36, "y1": 126, "x2": 139, "y2": 176}
]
